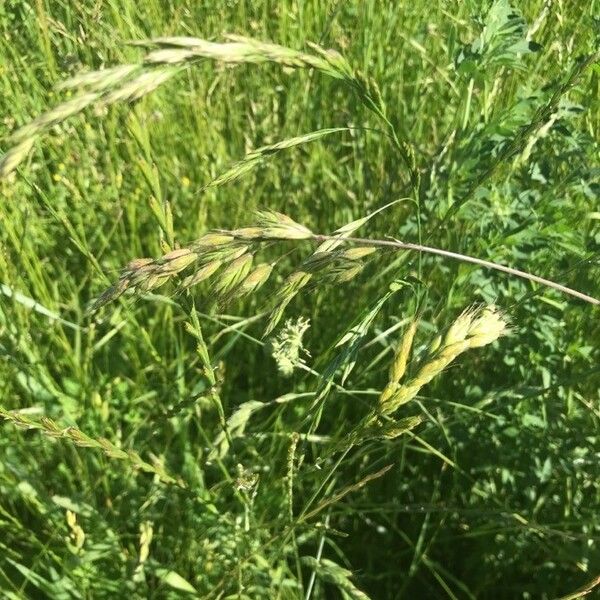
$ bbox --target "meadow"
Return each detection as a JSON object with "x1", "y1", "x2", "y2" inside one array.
[{"x1": 0, "y1": 0, "x2": 599, "y2": 598}]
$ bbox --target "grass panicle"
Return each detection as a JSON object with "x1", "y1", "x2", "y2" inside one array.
[
  {"x1": 0, "y1": 407, "x2": 182, "y2": 486},
  {"x1": 378, "y1": 306, "x2": 510, "y2": 415}
]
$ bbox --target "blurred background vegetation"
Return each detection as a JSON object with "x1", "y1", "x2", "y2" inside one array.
[{"x1": 0, "y1": 0, "x2": 598, "y2": 598}]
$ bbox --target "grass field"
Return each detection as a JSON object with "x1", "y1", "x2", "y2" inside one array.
[{"x1": 0, "y1": 1, "x2": 599, "y2": 598}]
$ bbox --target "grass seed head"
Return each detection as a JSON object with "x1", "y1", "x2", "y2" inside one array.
[
  {"x1": 467, "y1": 305, "x2": 509, "y2": 347},
  {"x1": 379, "y1": 306, "x2": 509, "y2": 415},
  {"x1": 181, "y1": 260, "x2": 223, "y2": 289}
]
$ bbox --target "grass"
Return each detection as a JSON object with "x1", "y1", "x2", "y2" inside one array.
[{"x1": 0, "y1": 0, "x2": 599, "y2": 598}]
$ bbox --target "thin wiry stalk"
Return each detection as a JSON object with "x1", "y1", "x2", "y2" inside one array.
[{"x1": 311, "y1": 234, "x2": 600, "y2": 306}]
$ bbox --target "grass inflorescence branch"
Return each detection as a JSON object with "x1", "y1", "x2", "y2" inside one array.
[
  {"x1": 91, "y1": 210, "x2": 599, "y2": 329},
  {"x1": 0, "y1": 406, "x2": 184, "y2": 487},
  {"x1": 0, "y1": 35, "x2": 412, "y2": 184}
]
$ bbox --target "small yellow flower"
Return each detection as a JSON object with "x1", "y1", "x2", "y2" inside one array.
[
  {"x1": 181, "y1": 176, "x2": 191, "y2": 188},
  {"x1": 52, "y1": 173, "x2": 62, "y2": 182},
  {"x1": 58, "y1": 162, "x2": 66, "y2": 172}
]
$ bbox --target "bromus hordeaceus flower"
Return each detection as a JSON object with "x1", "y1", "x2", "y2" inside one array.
[
  {"x1": 0, "y1": 35, "x2": 378, "y2": 179},
  {"x1": 90, "y1": 205, "x2": 598, "y2": 322},
  {"x1": 378, "y1": 306, "x2": 510, "y2": 416},
  {"x1": 334, "y1": 306, "x2": 511, "y2": 452}
]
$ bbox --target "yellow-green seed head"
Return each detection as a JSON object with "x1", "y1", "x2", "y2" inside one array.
[
  {"x1": 467, "y1": 305, "x2": 509, "y2": 347},
  {"x1": 444, "y1": 308, "x2": 476, "y2": 346},
  {"x1": 389, "y1": 320, "x2": 418, "y2": 384}
]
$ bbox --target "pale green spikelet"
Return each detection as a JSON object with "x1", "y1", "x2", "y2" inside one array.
[
  {"x1": 254, "y1": 210, "x2": 313, "y2": 240},
  {"x1": 213, "y1": 253, "x2": 254, "y2": 296},
  {"x1": 181, "y1": 260, "x2": 223, "y2": 289}
]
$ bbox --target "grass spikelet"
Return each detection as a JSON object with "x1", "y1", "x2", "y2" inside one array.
[
  {"x1": 378, "y1": 415, "x2": 424, "y2": 439},
  {"x1": 342, "y1": 246, "x2": 377, "y2": 260},
  {"x1": 181, "y1": 260, "x2": 222, "y2": 289},
  {"x1": 389, "y1": 319, "x2": 418, "y2": 384},
  {"x1": 467, "y1": 305, "x2": 511, "y2": 347},
  {"x1": 137, "y1": 273, "x2": 171, "y2": 292},
  {"x1": 332, "y1": 263, "x2": 364, "y2": 283},
  {"x1": 0, "y1": 95, "x2": 99, "y2": 177},
  {"x1": 98, "y1": 69, "x2": 175, "y2": 105},
  {"x1": 379, "y1": 306, "x2": 509, "y2": 415},
  {"x1": 156, "y1": 248, "x2": 198, "y2": 274},
  {"x1": 206, "y1": 128, "x2": 347, "y2": 188},
  {"x1": 144, "y1": 48, "x2": 197, "y2": 64},
  {"x1": 255, "y1": 210, "x2": 313, "y2": 240},
  {"x1": 380, "y1": 319, "x2": 419, "y2": 404},
  {"x1": 10, "y1": 92, "x2": 101, "y2": 145},
  {"x1": 212, "y1": 253, "x2": 253, "y2": 296},
  {"x1": 56, "y1": 64, "x2": 140, "y2": 92},
  {"x1": 229, "y1": 227, "x2": 264, "y2": 240},
  {"x1": 191, "y1": 233, "x2": 235, "y2": 248},
  {"x1": 0, "y1": 138, "x2": 35, "y2": 178},
  {"x1": 235, "y1": 262, "x2": 274, "y2": 296},
  {"x1": 223, "y1": 34, "x2": 344, "y2": 74},
  {"x1": 0, "y1": 407, "x2": 182, "y2": 486}
]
